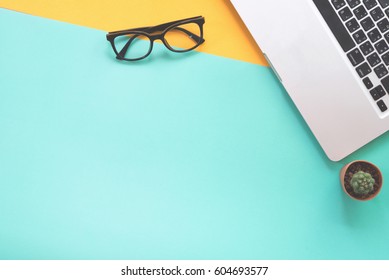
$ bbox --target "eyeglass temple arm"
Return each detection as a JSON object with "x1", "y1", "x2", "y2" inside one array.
[
  {"x1": 149, "y1": 15, "x2": 203, "y2": 31},
  {"x1": 110, "y1": 27, "x2": 203, "y2": 44},
  {"x1": 108, "y1": 16, "x2": 202, "y2": 35},
  {"x1": 108, "y1": 16, "x2": 204, "y2": 43},
  {"x1": 165, "y1": 27, "x2": 205, "y2": 43}
]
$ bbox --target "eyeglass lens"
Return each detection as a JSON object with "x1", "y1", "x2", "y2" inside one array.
[
  {"x1": 164, "y1": 22, "x2": 202, "y2": 51},
  {"x1": 114, "y1": 34, "x2": 151, "y2": 60}
]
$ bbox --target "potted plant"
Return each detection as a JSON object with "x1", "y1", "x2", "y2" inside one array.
[{"x1": 340, "y1": 160, "x2": 383, "y2": 201}]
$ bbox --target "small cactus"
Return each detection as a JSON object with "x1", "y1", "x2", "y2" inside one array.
[{"x1": 350, "y1": 171, "x2": 375, "y2": 195}]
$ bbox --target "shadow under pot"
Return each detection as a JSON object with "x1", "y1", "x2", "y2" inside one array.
[{"x1": 340, "y1": 160, "x2": 383, "y2": 201}]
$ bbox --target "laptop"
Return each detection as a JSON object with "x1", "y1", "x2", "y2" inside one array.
[{"x1": 231, "y1": 0, "x2": 389, "y2": 161}]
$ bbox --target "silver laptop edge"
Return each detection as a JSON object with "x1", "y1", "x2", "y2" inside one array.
[{"x1": 231, "y1": 0, "x2": 389, "y2": 161}]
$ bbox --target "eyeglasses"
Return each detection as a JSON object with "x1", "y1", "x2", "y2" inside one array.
[{"x1": 106, "y1": 16, "x2": 205, "y2": 61}]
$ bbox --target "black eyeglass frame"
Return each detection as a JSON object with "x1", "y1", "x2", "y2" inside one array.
[{"x1": 106, "y1": 16, "x2": 205, "y2": 61}]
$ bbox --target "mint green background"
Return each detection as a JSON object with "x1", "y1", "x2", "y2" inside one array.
[{"x1": 1, "y1": 9, "x2": 389, "y2": 259}]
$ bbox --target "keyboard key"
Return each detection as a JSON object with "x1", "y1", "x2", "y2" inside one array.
[
  {"x1": 363, "y1": 0, "x2": 378, "y2": 9},
  {"x1": 377, "y1": 18, "x2": 389, "y2": 33},
  {"x1": 377, "y1": 100, "x2": 388, "y2": 111},
  {"x1": 370, "y1": 89, "x2": 381, "y2": 100},
  {"x1": 346, "y1": 18, "x2": 360, "y2": 32},
  {"x1": 360, "y1": 41, "x2": 375, "y2": 54},
  {"x1": 384, "y1": 32, "x2": 389, "y2": 43},
  {"x1": 339, "y1": 7, "x2": 353, "y2": 20},
  {"x1": 367, "y1": 52, "x2": 382, "y2": 66},
  {"x1": 354, "y1": 5, "x2": 368, "y2": 19},
  {"x1": 370, "y1": 6, "x2": 385, "y2": 20},
  {"x1": 357, "y1": 62, "x2": 372, "y2": 77},
  {"x1": 375, "y1": 39, "x2": 389, "y2": 53},
  {"x1": 376, "y1": 85, "x2": 387, "y2": 97},
  {"x1": 367, "y1": 28, "x2": 382, "y2": 42},
  {"x1": 378, "y1": 0, "x2": 389, "y2": 8},
  {"x1": 347, "y1": 48, "x2": 365, "y2": 65},
  {"x1": 370, "y1": 85, "x2": 386, "y2": 100},
  {"x1": 374, "y1": 63, "x2": 388, "y2": 77},
  {"x1": 382, "y1": 51, "x2": 389, "y2": 65},
  {"x1": 347, "y1": 0, "x2": 361, "y2": 7},
  {"x1": 361, "y1": 16, "x2": 375, "y2": 30},
  {"x1": 385, "y1": 7, "x2": 389, "y2": 17},
  {"x1": 332, "y1": 0, "x2": 346, "y2": 9},
  {"x1": 353, "y1": 29, "x2": 368, "y2": 43},
  {"x1": 363, "y1": 76, "x2": 374, "y2": 88},
  {"x1": 313, "y1": 0, "x2": 356, "y2": 52},
  {"x1": 381, "y1": 74, "x2": 389, "y2": 91}
]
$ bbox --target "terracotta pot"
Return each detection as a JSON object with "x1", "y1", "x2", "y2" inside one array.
[{"x1": 340, "y1": 160, "x2": 383, "y2": 201}]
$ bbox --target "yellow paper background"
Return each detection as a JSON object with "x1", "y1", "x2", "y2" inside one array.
[{"x1": 1, "y1": 0, "x2": 267, "y2": 66}]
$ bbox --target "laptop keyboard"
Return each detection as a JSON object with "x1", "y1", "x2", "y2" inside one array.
[{"x1": 313, "y1": 0, "x2": 389, "y2": 113}]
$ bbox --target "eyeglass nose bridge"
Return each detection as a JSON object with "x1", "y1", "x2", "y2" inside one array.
[{"x1": 147, "y1": 33, "x2": 170, "y2": 48}]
